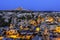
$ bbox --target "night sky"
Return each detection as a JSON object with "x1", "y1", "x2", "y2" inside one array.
[{"x1": 0, "y1": 0, "x2": 60, "y2": 11}]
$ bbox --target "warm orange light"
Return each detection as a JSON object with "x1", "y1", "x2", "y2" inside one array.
[
  {"x1": 29, "y1": 19, "x2": 37, "y2": 26},
  {"x1": 55, "y1": 38, "x2": 60, "y2": 40},
  {"x1": 26, "y1": 35, "x2": 31, "y2": 39},
  {"x1": 37, "y1": 18, "x2": 41, "y2": 24},
  {"x1": 57, "y1": 17, "x2": 60, "y2": 22},
  {"x1": 55, "y1": 26, "x2": 60, "y2": 33},
  {"x1": 37, "y1": 15, "x2": 41, "y2": 24},
  {"x1": 7, "y1": 35, "x2": 20, "y2": 39},
  {"x1": 6, "y1": 29, "x2": 17, "y2": 35},
  {"x1": 46, "y1": 16, "x2": 54, "y2": 23},
  {"x1": 8, "y1": 35, "x2": 17, "y2": 38},
  {"x1": 37, "y1": 15, "x2": 44, "y2": 24},
  {"x1": 44, "y1": 28, "x2": 48, "y2": 35},
  {"x1": 20, "y1": 25, "x2": 23, "y2": 30},
  {"x1": 24, "y1": 27, "x2": 29, "y2": 30},
  {"x1": 0, "y1": 36, "x2": 4, "y2": 40}
]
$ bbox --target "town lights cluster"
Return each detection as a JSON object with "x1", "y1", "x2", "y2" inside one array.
[{"x1": 0, "y1": 11, "x2": 60, "y2": 40}]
